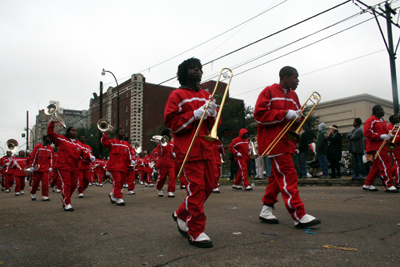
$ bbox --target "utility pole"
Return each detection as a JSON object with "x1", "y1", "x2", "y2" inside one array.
[
  {"x1": 99, "y1": 81, "x2": 103, "y2": 155},
  {"x1": 385, "y1": 2, "x2": 399, "y2": 114},
  {"x1": 26, "y1": 111, "x2": 29, "y2": 151}
]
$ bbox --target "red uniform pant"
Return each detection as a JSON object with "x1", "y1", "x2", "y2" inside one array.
[
  {"x1": 58, "y1": 170, "x2": 78, "y2": 206},
  {"x1": 3, "y1": 174, "x2": 14, "y2": 190},
  {"x1": 94, "y1": 171, "x2": 104, "y2": 184},
  {"x1": 126, "y1": 169, "x2": 136, "y2": 191},
  {"x1": 78, "y1": 169, "x2": 91, "y2": 194},
  {"x1": 31, "y1": 171, "x2": 49, "y2": 197},
  {"x1": 212, "y1": 163, "x2": 221, "y2": 189},
  {"x1": 110, "y1": 171, "x2": 126, "y2": 199},
  {"x1": 50, "y1": 170, "x2": 61, "y2": 189},
  {"x1": 15, "y1": 176, "x2": 25, "y2": 193},
  {"x1": 176, "y1": 162, "x2": 187, "y2": 187},
  {"x1": 262, "y1": 154, "x2": 306, "y2": 222},
  {"x1": 176, "y1": 160, "x2": 214, "y2": 241},
  {"x1": 365, "y1": 151, "x2": 393, "y2": 189},
  {"x1": 156, "y1": 167, "x2": 176, "y2": 192},
  {"x1": 390, "y1": 153, "x2": 400, "y2": 187},
  {"x1": 233, "y1": 158, "x2": 249, "y2": 187}
]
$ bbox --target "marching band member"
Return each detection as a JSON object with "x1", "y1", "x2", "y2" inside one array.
[
  {"x1": 143, "y1": 151, "x2": 154, "y2": 187},
  {"x1": 14, "y1": 150, "x2": 28, "y2": 196},
  {"x1": 0, "y1": 151, "x2": 15, "y2": 193},
  {"x1": 48, "y1": 121, "x2": 95, "y2": 211},
  {"x1": 93, "y1": 155, "x2": 106, "y2": 186},
  {"x1": 212, "y1": 141, "x2": 224, "y2": 193},
  {"x1": 77, "y1": 135, "x2": 94, "y2": 198},
  {"x1": 155, "y1": 129, "x2": 176, "y2": 197},
  {"x1": 137, "y1": 152, "x2": 145, "y2": 185},
  {"x1": 388, "y1": 114, "x2": 400, "y2": 189},
  {"x1": 27, "y1": 135, "x2": 54, "y2": 201},
  {"x1": 124, "y1": 137, "x2": 137, "y2": 195},
  {"x1": 165, "y1": 57, "x2": 218, "y2": 248},
  {"x1": 229, "y1": 128, "x2": 252, "y2": 191},
  {"x1": 101, "y1": 128, "x2": 135, "y2": 206},
  {"x1": 254, "y1": 66, "x2": 321, "y2": 228},
  {"x1": 50, "y1": 152, "x2": 61, "y2": 193},
  {"x1": 363, "y1": 106, "x2": 398, "y2": 193}
]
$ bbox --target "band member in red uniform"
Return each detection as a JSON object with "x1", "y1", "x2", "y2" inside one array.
[
  {"x1": 137, "y1": 152, "x2": 145, "y2": 185},
  {"x1": 212, "y1": 141, "x2": 224, "y2": 193},
  {"x1": 363, "y1": 105, "x2": 399, "y2": 193},
  {"x1": 77, "y1": 135, "x2": 94, "y2": 198},
  {"x1": 14, "y1": 151, "x2": 28, "y2": 196},
  {"x1": 93, "y1": 155, "x2": 106, "y2": 186},
  {"x1": 229, "y1": 128, "x2": 252, "y2": 191},
  {"x1": 388, "y1": 114, "x2": 400, "y2": 189},
  {"x1": 124, "y1": 137, "x2": 137, "y2": 195},
  {"x1": 165, "y1": 57, "x2": 218, "y2": 248},
  {"x1": 50, "y1": 152, "x2": 61, "y2": 193},
  {"x1": 0, "y1": 151, "x2": 16, "y2": 192},
  {"x1": 48, "y1": 120, "x2": 95, "y2": 211},
  {"x1": 143, "y1": 151, "x2": 154, "y2": 187},
  {"x1": 254, "y1": 66, "x2": 321, "y2": 228},
  {"x1": 28, "y1": 135, "x2": 54, "y2": 201},
  {"x1": 101, "y1": 128, "x2": 135, "y2": 206},
  {"x1": 155, "y1": 129, "x2": 176, "y2": 197}
]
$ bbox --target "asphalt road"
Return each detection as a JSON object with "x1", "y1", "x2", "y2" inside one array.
[{"x1": 1, "y1": 182, "x2": 399, "y2": 266}]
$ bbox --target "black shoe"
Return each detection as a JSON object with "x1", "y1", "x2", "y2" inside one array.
[
  {"x1": 295, "y1": 218, "x2": 321, "y2": 229},
  {"x1": 109, "y1": 194, "x2": 116, "y2": 204},
  {"x1": 188, "y1": 239, "x2": 213, "y2": 248},
  {"x1": 385, "y1": 186, "x2": 399, "y2": 193}
]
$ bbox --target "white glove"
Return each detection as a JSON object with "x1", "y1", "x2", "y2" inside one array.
[
  {"x1": 388, "y1": 133, "x2": 394, "y2": 140},
  {"x1": 285, "y1": 110, "x2": 298, "y2": 120},
  {"x1": 90, "y1": 156, "x2": 96, "y2": 162},
  {"x1": 29, "y1": 167, "x2": 35, "y2": 173},
  {"x1": 207, "y1": 99, "x2": 218, "y2": 118},
  {"x1": 295, "y1": 149, "x2": 299, "y2": 154},
  {"x1": 295, "y1": 110, "x2": 302, "y2": 122},
  {"x1": 237, "y1": 152, "x2": 242, "y2": 157},
  {"x1": 380, "y1": 134, "x2": 388, "y2": 140},
  {"x1": 50, "y1": 115, "x2": 57, "y2": 122},
  {"x1": 5, "y1": 163, "x2": 10, "y2": 166},
  {"x1": 194, "y1": 105, "x2": 208, "y2": 120},
  {"x1": 49, "y1": 168, "x2": 53, "y2": 172},
  {"x1": 131, "y1": 160, "x2": 136, "y2": 166},
  {"x1": 172, "y1": 152, "x2": 176, "y2": 158}
]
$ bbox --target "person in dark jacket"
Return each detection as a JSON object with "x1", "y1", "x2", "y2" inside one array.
[
  {"x1": 316, "y1": 123, "x2": 329, "y2": 178},
  {"x1": 327, "y1": 125, "x2": 342, "y2": 178},
  {"x1": 296, "y1": 128, "x2": 311, "y2": 179},
  {"x1": 346, "y1": 118, "x2": 366, "y2": 179}
]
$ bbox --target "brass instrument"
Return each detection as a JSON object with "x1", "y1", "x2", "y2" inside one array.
[
  {"x1": 24, "y1": 164, "x2": 40, "y2": 175},
  {"x1": 151, "y1": 135, "x2": 169, "y2": 147},
  {"x1": 374, "y1": 123, "x2": 400, "y2": 159},
  {"x1": 262, "y1": 91, "x2": 321, "y2": 157},
  {"x1": 45, "y1": 103, "x2": 66, "y2": 129},
  {"x1": 6, "y1": 139, "x2": 18, "y2": 153},
  {"x1": 133, "y1": 142, "x2": 142, "y2": 154},
  {"x1": 97, "y1": 118, "x2": 114, "y2": 132},
  {"x1": 385, "y1": 124, "x2": 400, "y2": 151},
  {"x1": 249, "y1": 140, "x2": 257, "y2": 159},
  {"x1": 149, "y1": 161, "x2": 156, "y2": 168},
  {"x1": 177, "y1": 68, "x2": 233, "y2": 180}
]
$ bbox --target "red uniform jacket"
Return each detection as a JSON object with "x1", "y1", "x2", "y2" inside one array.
[
  {"x1": 364, "y1": 115, "x2": 389, "y2": 153},
  {"x1": 254, "y1": 83, "x2": 299, "y2": 156},
  {"x1": 164, "y1": 86, "x2": 218, "y2": 164},
  {"x1": 101, "y1": 132, "x2": 133, "y2": 173},
  {"x1": 0, "y1": 156, "x2": 15, "y2": 175},
  {"x1": 150, "y1": 148, "x2": 159, "y2": 167},
  {"x1": 137, "y1": 157, "x2": 144, "y2": 171},
  {"x1": 28, "y1": 143, "x2": 54, "y2": 172},
  {"x1": 14, "y1": 157, "x2": 28, "y2": 176},
  {"x1": 389, "y1": 123, "x2": 400, "y2": 158},
  {"x1": 143, "y1": 155, "x2": 153, "y2": 173},
  {"x1": 214, "y1": 143, "x2": 225, "y2": 166},
  {"x1": 155, "y1": 141, "x2": 175, "y2": 168},
  {"x1": 78, "y1": 143, "x2": 94, "y2": 170},
  {"x1": 93, "y1": 159, "x2": 106, "y2": 173},
  {"x1": 47, "y1": 121, "x2": 92, "y2": 174},
  {"x1": 229, "y1": 128, "x2": 250, "y2": 162}
]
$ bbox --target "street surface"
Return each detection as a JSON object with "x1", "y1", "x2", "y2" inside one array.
[{"x1": 1, "y1": 181, "x2": 399, "y2": 266}]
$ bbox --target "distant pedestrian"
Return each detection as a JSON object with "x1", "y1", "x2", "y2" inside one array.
[
  {"x1": 346, "y1": 118, "x2": 366, "y2": 180},
  {"x1": 316, "y1": 123, "x2": 329, "y2": 178},
  {"x1": 327, "y1": 125, "x2": 342, "y2": 178}
]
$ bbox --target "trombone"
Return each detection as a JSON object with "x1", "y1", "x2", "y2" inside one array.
[
  {"x1": 177, "y1": 68, "x2": 233, "y2": 180},
  {"x1": 261, "y1": 91, "x2": 321, "y2": 157},
  {"x1": 385, "y1": 124, "x2": 400, "y2": 151},
  {"x1": 374, "y1": 123, "x2": 400, "y2": 159},
  {"x1": 45, "y1": 103, "x2": 66, "y2": 129}
]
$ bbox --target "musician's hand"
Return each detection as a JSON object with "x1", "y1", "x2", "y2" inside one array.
[
  {"x1": 380, "y1": 134, "x2": 388, "y2": 140},
  {"x1": 172, "y1": 152, "x2": 176, "y2": 158},
  {"x1": 295, "y1": 110, "x2": 302, "y2": 122},
  {"x1": 48, "y1": 168, "x2": 53, "y2": 172},
  {"x1": 50, "y1": 115, "x2": 57, "y2": 122},
  {"x1": 194, "y1": 105, "x2": 208, "y2": 120},
  {"x1": 295, "y1": 149, "x2": 299, "y2": 154},
  {"x1": 388, "y1": 133, "x2": 394, "y2": 140},
  {"x1": 237, "y1": 152, "x2": 242, "y2": 157},
  {"x1": 29, "y1": 167, "x2": 35, "y2": 173},
  {"x1": 90, "y1": 156, "x2": 96, "y2": 162},
  {"x1": 131, "y1": 160, "x2": 136, "y2": 166},
  {"x1": 207, "y1": 99, "x2": 218, "y2": 118},
  {"x1": 285, "y1": 110, "x2": 297, "y2": 120}
]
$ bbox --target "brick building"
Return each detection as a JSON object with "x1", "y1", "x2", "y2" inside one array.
[{"x1": 89, "y1": 74, "x2": 244, "y2": 151}]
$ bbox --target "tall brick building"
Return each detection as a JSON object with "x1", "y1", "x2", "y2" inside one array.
[{"x1": 89, "y1": 74, "x2": 244, "y2": 151}]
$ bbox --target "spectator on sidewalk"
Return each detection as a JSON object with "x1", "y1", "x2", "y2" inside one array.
[
  {"x1": 327, "y1": 125, "x2": 342, "y2": 178},
  {"x1": 316, "y1": 123, "x2": 329, "y2": 179},
  {"x1": 346, "y1": 118, "x2": 366, "y2": 180}
]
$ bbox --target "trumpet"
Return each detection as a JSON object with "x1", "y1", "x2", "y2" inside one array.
[
  {"x1": 97, "y1": 118, "x2": 114, "y2": 132},
  {"x1": 385, "y1": 124, "x2": 400, "y2": 151},
  {"x1": 262, "y1": 91, "x2": 321, "y2": 157},
  {"x1": 177, "y1": 68, "x2": 233, "y2": 180},
  {"x1": 45, "y1": 103, "x2": 66, "y2": 129},
  {"x1": 151, "y1": 135, "x2": 169, "y2": 147}
]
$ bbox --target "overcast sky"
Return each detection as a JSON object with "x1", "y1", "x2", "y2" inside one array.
[{"x1": 1, "y1": 0, "x2": 400, "y2": 152}]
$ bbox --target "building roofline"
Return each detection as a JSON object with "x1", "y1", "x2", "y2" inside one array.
[{"x1": 314, "y1": 93, "x2": 395, "y2": 108}]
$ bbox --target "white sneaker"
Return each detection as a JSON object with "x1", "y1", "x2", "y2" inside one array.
[
  {"x1": 128, "y1": 191, "x2": 135, "y2": 195},
  {"x1": 31, "y1": 194, "x2": 36, "y2": 200},
  {"x1": 139, "y1": 181, "x2": 144, "y2": 185},
  {"x1": 307, "y1": 173, "x2": 312, "y2": 178},
  {"x1": 144, "y1": 183, "x2": 148, "y2": 186},
  {"x1": 116, "y1": 198, "x2": 125, "y2": 206},
  {"x1": 189, "y1": 232, "x2": 213, "y2": 248},
  {"x1": 245, "y1": 185, "x2": 253, "y2": 191},
  {"x1": 109, "y1": 193, "x2": 116, "y2": 204},
  {"x1": 385, "y1": 186, "x2": 399, "y2": 193},
  {"x1": 15, "y1": 192, "x2": 21, "y2": 196},
  {"x1": 259, "y1": 205, "x2": 279, "y2": 224},
  {"x1": 78, "y1": 193, "x2": 84, "y2": 198},
  {"x1": 5, "y1": 189, "x2": 10, "y2": 193},
  {"x1": 89, "y1": 183, "x2": 92, "y2": 186},
  {"x1": 168, "y1": 192, "x2": 175, "y2": 198},
  {"x1": 363, "y1": 184, "x2": 378, "y2": 191},
  {"x1": 149, "y1": 183, "x2": 154, "y2": 187},
  {"x1": 232, "y1": 184, "x2": 242, "y2": 190},
  {"x1": 157, "y1": 190, "x2": 164, "y2": 197},
  {"x1": 294, "y1": 214, "x2": 321, "y2": 228},
  {"x1": 172, "y1": 211, "x2": 188, "y2": 237},
  {"x1": 64, "y1": 204, "x2": 74, "y2": 211},
  {"x1": 99, "y1": 183, "x2": 103, "y2": 187},
  {"x1": 212, "y1": 188, "x2": 220, "y2": 193},
  {"x1": 42, "y1": 196, "x2": 50, "y2": 201},
  {"x1": 20, "y1": 190, "x2": 24, "y2": 195},
  {"x1": 56, "y1": 189, "x2": 61, "y2": 193},
  {"x1": 52, "y1": 187, "x2": 56, "y2": 192}
]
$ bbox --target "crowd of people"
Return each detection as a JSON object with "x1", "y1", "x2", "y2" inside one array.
[{"x1": 3, "y1": 58, "x2": 400, "y2": 250}]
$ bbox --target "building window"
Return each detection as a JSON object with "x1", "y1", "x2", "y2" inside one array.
[
  {"x1": 126, "y1": 92, "x2": 129, "y2": 98},
  {"x1": 126, "y1": 119, "x2": 128, "y2": 126},
  {"x1": 126, "y1": 105, "x2": 128, "y2": 112},
  {"x1": 113, "y1": 111, "x2": 116, "y2": 117}
]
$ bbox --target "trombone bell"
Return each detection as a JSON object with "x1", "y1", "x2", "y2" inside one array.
[
  {"x1": 386, "y1": 142, "x2": 397, "y2": 151},
  {"x1": 286, "y1": 131, "x2": 301, "y2": 143}
]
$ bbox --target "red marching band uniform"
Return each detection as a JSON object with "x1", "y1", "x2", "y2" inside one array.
[
  {"x1": 155, "y1": 140, "x2": 176, "y2": 196},
  {"x1": 14, "y1": 156, "x2": 28, "y2": 195},
  {"x1": 0, "y1": 155, "x2": 15, "y2": 192},
  {"x1": 77, "y1": 142, "x2": 94, "y2": 196},
  {"x1": 229, "y1": 128, "x2": 250, "y2": 189},
  {"x1": 389, "y1": 123, "x2": 400, "y2": 188}
]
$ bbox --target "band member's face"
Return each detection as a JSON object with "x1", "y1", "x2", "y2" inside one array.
[
  {"x1": 287, "y1": 71, "x2": 299, "y2": 91},
  {"x1": 117, "y1": 129, "x2": 125, "y2": 139},
  {"x1": 68, "y1": 127, "x2": 77, "y2": 139},
  {"x1": 79, "y1": 136, "x2": 85, "y2": 143},
  {"x1": 6, "y1": 151, "x2": 12, "y2": 157},
  {"x1": 187, "y1": 64, "x2": 202, "y2": 82},
  {"x1": 243, "y1": 133, "x2": 249, "y2": 139},
  {"x1": 19, "y1": 151, "x2": 25, "y2": 157},
  {"x1": 45, "y1": 136, "x2": 52, "y2": 145},
  {"x1": 377, "y1": 107, "x2": 385, "y2": 118}
]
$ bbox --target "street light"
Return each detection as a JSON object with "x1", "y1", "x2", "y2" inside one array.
[{"x1": 101, "y1": 68, "x2": 120, "y2": 128}]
